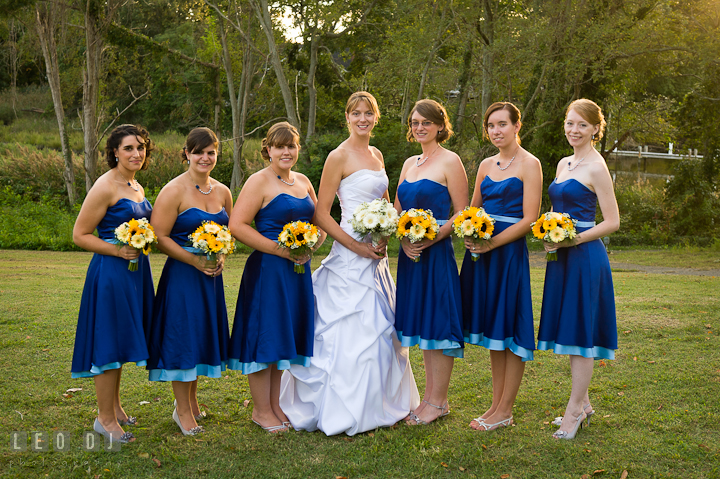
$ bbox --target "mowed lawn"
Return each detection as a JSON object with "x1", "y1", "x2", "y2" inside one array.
[{"x1": 1, "y1": 249, "x2": 719, "y2": 478}]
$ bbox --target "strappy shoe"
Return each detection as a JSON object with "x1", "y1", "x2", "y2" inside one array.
[
  {"x1": 252, "y1": 419, "x2": 288, "y2": 434},
  {"x1": 472, "y1": 415, "x2": 513, "y2": 431},
  {"x1": 552, "y1": 411, "x2": 586, "y2": 440},
  {"x1": 173, "y1": 409, "x2": 204, "y2": 436},
  {"x1": 408, "y1": 400, "x2": 449, "y2": 426},
  {"x1": 94, "y1": 418, "x2": 135, "y2": 444},
  {"x1": 552, "y1": 403, "x2": 594, "y2": 427}
]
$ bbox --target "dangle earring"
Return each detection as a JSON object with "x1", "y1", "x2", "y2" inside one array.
[{"x1": 115, "y1": 157, "x2": 119, "y2": 163}]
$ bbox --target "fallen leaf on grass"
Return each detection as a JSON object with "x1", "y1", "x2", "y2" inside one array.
[
  {"x1": 583, "y1": 448, "x2": 592, "y2": 453},
  {"x1": 26, "y1": 335, "x2": 31, "y2": 339},
  {"x1": 593, "y1": 469, "x2": 606, "y2": 475},
  {"x1": 543, "y1": 421, "x2": 549, "y2": 425},
  {"x1": 699, "y1": 444, "x2": 710, "y2": 451},
  {"x1": 152, "y1": 458, "x2": 161, "y2": 467},
  {"x1": 633, "y1": 356, "x2": 637, "y2": 361},
  {"x1": 154, "y1": 397, "x2": 161, "y2": 402},
  {"x1": 581, "y1": 475, "x2": 590, "y2": 479},
  {"x1": 62, "y1": 393, "x2": 72, "y2": 398},
  {"x1": 603, "y1": 414, "x2": 611, "y2": 418},
  {"x1": 42, "y1": 348, "x2": 49, "y2": 352},
  {"x1": 367, "y1": 432, "x2": 374, "y2": 437},
  {"x1": 342, "y1": 437, "x2": 353, "y2": 442},
  {"x1": 441, "y1": 462, "x2": 448, "y2": 468},
  {"x1": 138, "y1": 452, "x2": 149, "y2": 459},
  {"x1": 623, "y1": 330, "x2": 632, "y2": 334},
  {"x1": 139, "y1": 401, "x2": 150, "y2": 405},
  {"x1": 243, "y1": 399, "x2": 251, "y2": 408},
  {"x1": 481, "y1": 444, "x2": 487, "y2": 450},
  {"x1": 598, "y1": 360, "x2": 606, "y2": 367},
  {"x1": 335, "y1": 476, "x2": 348, "y2": 479},
  {"x1": 66, "y1": 388, "x2": 82, "y2": 393},
  {"x1": 618, "y1": 392, "x2": 624, "y2": 396},
  {"x1": 647, "y1": 361, "x2": 655, "y2": 364},
  {"x1": 459, "y1": 466, "x2": 466, "y2": 471},
  {"x1": 620, "y1": 470, "x2": 628, "y2": 479},
  {"x1": 657, "y1": 405, "x2": 662, "y2": 410},
  {"x1": 501, "y1": 474, "x2": 510, "y2": 479}
]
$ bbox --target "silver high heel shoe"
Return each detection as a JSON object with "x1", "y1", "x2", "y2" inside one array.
[
  {"x1": 172, "y1": 408, "x2": 205, "y2": 436},
  {"x1": 174, "y1": 399, "x2": 207, "y2": 421},
  {"x1": 552, "y1": 411, "x2": 586, "y2": 440},
  {"x1": 553, "y1": 403, "x2": 594, "y2": 427}
]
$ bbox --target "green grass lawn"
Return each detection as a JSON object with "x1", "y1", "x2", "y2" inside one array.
[{"x1": 1, "y1": 250, "x2": 719, "y2": 478}]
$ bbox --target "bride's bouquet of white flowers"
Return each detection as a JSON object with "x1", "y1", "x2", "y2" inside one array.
[{"x1": 351, "y1": 198, "x2": 399, "y2": 253}]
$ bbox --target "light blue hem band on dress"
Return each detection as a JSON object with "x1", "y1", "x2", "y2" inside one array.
[
  {"x1": 436, "y1": 219, "x2": 448, "y2": 226},
  {"x1": 575, "y1": 220, "x2": 596, "y2": 228},
  {"x1": 71, "y1": 360, "x2": 147, "y2": 378},
  {"x1": 226, "y1": 356, "x2": 311, "y2": 375},
  {"x1": 536, "y1": 340, "x2": 615, "y2": 360},
  {"x1": 396, "y1": 332, "x2": 464, "y2": 358},
  {"x1": 488, "y1": 214, "x2": 521, "y2": 224},
  {"x1": 148, "y1": 363, "x2": 226, "y2": 382},
  {"x1": 464, "y1": 333, "x2": 534, "y2": 361}
]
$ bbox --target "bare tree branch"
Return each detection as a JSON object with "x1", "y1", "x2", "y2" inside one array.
[{"x1": 94, "y1": 87, "x2": 150, "y2": 150}]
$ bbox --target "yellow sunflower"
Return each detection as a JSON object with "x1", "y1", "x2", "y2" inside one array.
[
  {"x1": 532, "y1": 219, "x2": 546, "y2": 239},
  {"x1": 542, "y1": 218, "x2": 558, "y2": 231}
]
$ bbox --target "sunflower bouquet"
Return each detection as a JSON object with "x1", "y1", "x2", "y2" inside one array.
[
  {"x1": 114, "y1": 217, "x2": 156, "y2": 271},
  {"x1": 452, "y1": 206, "x2": 495, "y2": 261},
  {"x1": 188, "y1": 221, "x2": 236, "y2": 268},
  {"x1": 350, "y1": 198, "x2": 399, "y2": 256},
  {"x1": 531, "y1": 212, "x2": 577, "y2": 261},
  {"x1": 396, "y1": 208, "x2": 439, "y2": 262},
  {"x1": 277, "y1": 221, "x2": 319, "y2": 273}
]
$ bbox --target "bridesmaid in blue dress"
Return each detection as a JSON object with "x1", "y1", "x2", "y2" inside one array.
[
  {"x1": 537, "y1": 99, "x2": 619, "y2": 440},
  {"x1": 395, "y1": 99, "x2": 468, "y2": 426},
  {"x1": 228, "y1": 122, "x2": 326, "y2": 433},
  {"x1": 72, "y1": 124, "x2": 155, "y2": 444},
  {"x1": 148, "y1": 127, "x2": 233, "y2": 436},
  {"x1": 461, "y1": 102, "x2": 542, "y2": 431}
]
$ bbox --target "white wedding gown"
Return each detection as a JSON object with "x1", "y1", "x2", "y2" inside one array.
[{"x1": 280, "y1": 168, "x2": 420, "y2": 436}]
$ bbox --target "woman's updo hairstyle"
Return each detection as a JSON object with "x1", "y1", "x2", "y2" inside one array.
[
  {"x1": 260, "y1": 122, "x2": 300, "y2": 161},
  {"x1": 566, "y1": 99, "x2": 606, "y2": 145},
  {"x1": 406, "y1": 99, "x2": 453, "y2": 143},
  {"x1": 181, "y1": 127, "x2": 219, "y2": 163},
  {"x1": 483, "y1": 102, "x2": 522, "y2": 145},
  {"x1": 105, "y1": 124, "x2": 153, "y2": 170}
]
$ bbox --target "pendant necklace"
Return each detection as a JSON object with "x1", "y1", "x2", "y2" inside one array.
[
  {"x1": 269, "y1": 165, "x2": 295, "y2": 186},
  {"x1": 568, "y1": 147, "x2": 594, "y2": 171},
  {"x1": 496, "y1": 147, "x2": 520, "y2": 171},
  {"x1": 417, "y1": 144, "x2": 441, "y2": 167},
  {"x1": 116, "y1": 170, "x2": 140, "y2": 192},
  {"x1": 189, "y1": 173, "x2": 213, "y2": 195}
]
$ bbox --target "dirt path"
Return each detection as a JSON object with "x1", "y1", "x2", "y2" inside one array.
[{"x1": 527, "y1": 252, "x2": 720, "y2": 276}]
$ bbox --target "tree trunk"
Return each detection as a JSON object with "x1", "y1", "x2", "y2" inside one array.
[
  {"x1": 9, "y1": 20, "x2": 18, "y2": 118},
  {"x1": 82, "y1": 0, "x2": 103, "y2": 191},
  {"x1": 416, "y1": 4, "x2": 449, "y2": 103},
  {"x1": 35, "y1": 3, "x2": 75, "y2": 204},
  {"x1": 454, "y1": 35, "x2": 474, "y2": 136},
  {"x1": 480, "y1": 0, "x2": 495, "y2": 115},
  {"x1": 305, "y1": 33, "x2": 320, "y2": 143},
  {"x1": 250, "y1": 0, "x2": 299, "y2": 129}
]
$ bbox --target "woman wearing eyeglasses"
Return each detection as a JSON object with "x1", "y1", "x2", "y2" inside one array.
[{"x1": 394, "y1": 99, "x2": 468, "y2": 426}]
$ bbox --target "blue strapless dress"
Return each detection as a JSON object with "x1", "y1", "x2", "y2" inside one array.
[
  {"x1": 460, "y1": 177, "x2": 535, "y2": 361},
  {"x1": 228, "y1": 194, "x2": 315, "y2": 373},
  {"x1": 537, "y1": 179, "x2": 617, "y2": 360},
  {"x1": 147, "y1": 208, "x2": 230, "y2": 381},
  {"x1": 71, "y1": 198, "x2": 154, "y2": 378},
  {"x1": 395, "y1": 179, "x2": 464, "y2": 357}
]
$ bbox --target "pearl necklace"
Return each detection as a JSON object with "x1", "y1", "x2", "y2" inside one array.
[
  {"x1": 496, "y1": 147, "x2": 520, "y2": 171},
  {"x1": 269, "y1": 165, "x2": 295, "y2": 186},
  {"x1": 116, "y1": 170, "x2": 139, "y2": 192},
  {"x1": 195, "y1": 184, "x2": 213, "y2": 195},
  {"x1": 416, "y1": 144, "x2": 441, "y2": 167}
]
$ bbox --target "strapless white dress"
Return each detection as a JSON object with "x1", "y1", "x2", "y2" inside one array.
[{"x1": 280, "y1": 169, "x2": 420, "y2": 436}]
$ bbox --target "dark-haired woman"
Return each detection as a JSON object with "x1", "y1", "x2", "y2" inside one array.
[
  {"x1": 71, "y1": 124, "x2": 155, "y2": 444},
  {"x1": 228, "y1": 122, "x2": 325, "y2": 433},
  {"x1": 537, "y1": 99, "x2": 619, "y2": 440},
  {"x1": 394, "y1": 99, "x2": 468, "y2": 426},
  {"x1": 460, "y1": 102, "x2": 542, "y2": 431},
  {"x1": 147, "y1": 127, "x2": 233, "y2": 436}
]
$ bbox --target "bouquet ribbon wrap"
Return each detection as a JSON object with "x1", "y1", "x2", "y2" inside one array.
[{"x1": 103, "y1": 238, "x2": 139, "y2": 268}]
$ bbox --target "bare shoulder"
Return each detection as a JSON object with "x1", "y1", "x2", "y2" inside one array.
[
  {"x1": 441, "y1": 148, "x2": 464, "y2": 168},
  {"x1": 370, "y1": 146, "x2": 385, "y2": 163}
]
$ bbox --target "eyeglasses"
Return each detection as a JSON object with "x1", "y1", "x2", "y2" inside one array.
[{"x1": 410, "y1": 120, "x2": 434, "y2": 128}]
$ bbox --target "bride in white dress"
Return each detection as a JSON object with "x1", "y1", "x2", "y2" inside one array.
[{"x1": 280, "y1": 92, "x2": 420, "y2": 436}]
